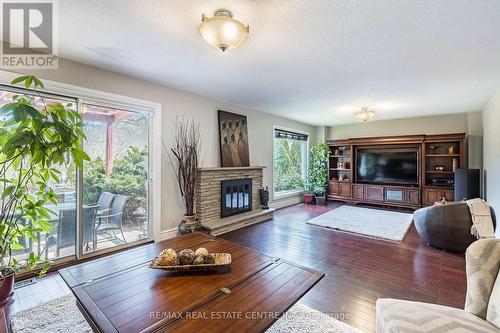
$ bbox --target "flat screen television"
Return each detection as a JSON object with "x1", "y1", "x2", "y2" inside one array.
[{"x1": 357, "y1": 148, "x2": 419, "y2": 186}]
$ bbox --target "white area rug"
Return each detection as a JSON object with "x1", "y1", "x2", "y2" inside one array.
[
  {"x1": 10, "y1": 295, "x2": 363, "y2": 333},
  {"x1": 306, "y1": 206, "x2": 413, "y2": 241}
]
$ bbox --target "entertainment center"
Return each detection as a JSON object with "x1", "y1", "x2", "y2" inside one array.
[{"x1": 327, "y1": 133, "x2": 466, "y2": 208}]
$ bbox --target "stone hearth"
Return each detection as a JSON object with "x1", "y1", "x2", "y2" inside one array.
[{"x1": 196, "y1": 166, "x2": 274, "y2": 236}]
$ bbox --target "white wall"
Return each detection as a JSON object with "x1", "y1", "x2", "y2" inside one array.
[
  {"x1": 482, "y1": 88, "x2": 500, "y2": 238},
  {"x1": 11, "y1": 59, "x2": 317, "y2": 235}
]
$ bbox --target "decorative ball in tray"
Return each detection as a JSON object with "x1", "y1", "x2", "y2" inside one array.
[{"x1": 150, "y1": 247, "x2": 231, "y2": 272}]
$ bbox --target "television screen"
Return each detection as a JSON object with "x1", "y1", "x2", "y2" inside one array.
[{"x1": 357, "y1": 148, "x2": 419, "y2": 185}]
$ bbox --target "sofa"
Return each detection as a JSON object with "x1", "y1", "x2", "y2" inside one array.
[
  {"x1": 413, "y1": 201, "x2": 496, "y2": 253},
  {"x1": 376, "y1": 238, "x2": 500, "y2": 332}
]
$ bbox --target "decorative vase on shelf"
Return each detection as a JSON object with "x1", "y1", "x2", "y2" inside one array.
[
  {"x1": 447, "y1": 146, "x2": 455, "y2": 155},
  {"x1": 452, "y1": 158, "x2": 459, "y2": 172}
]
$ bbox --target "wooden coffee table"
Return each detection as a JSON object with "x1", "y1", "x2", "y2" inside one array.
[{"x1": 59, "y1": 232, "x2": 324, "y2": 333}]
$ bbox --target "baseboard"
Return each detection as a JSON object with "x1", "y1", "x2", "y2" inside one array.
[
  {"x1": 155, "y1": 227, "x2": 178, "y2": 241},
  {"x1": 270, "y1": 195, "x2": 302, "y2": 210}
]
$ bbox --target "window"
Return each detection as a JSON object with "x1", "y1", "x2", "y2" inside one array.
[{"x1": 273, "y1": 128, "x2": 309, "y2": 196}]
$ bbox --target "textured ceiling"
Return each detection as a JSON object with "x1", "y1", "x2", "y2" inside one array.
[{"x1": 55, "y1": 0, "x2": 500, "y2": 125}]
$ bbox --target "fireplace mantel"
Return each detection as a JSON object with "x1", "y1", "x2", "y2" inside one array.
[{"x1": 198, "y1": 166, "x2": 266, "y2": 172}]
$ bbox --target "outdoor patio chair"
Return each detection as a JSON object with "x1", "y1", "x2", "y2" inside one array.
[
  {"x1": 96, "y1": 194, "x2": 128, "y2": 243},
  {"x1": 96, "y1": 192, "x2": 116, "y2": 216},
  {"x1": 54, "y1": 205, "x2": 99, "y2": 256},
  {"x1": 83, "y1": 205, "x2": 99, "y2": 252},
  {"x1": 55, "y1": 208, "x2": 77, "y2": 257}
]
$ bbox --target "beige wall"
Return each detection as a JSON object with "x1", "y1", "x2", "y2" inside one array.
[
  {"x1": 329, "y1": 112, "x2": 483, "y2": 169},
  {"x1": 482, "y1": 88, "x2": 500, "y2": 238},
  {"x1": 11, "y1": 59, "x2": 317, "y2": 234},
  {"x1": 328, "y1": 113, "x2": 470, "y2": 139}
]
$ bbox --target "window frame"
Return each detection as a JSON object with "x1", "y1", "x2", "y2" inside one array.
[{"x1": 272, "y1": 125, "x2": 310, "y2": 200}]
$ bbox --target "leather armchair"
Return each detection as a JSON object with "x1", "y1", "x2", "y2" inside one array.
[{"x1": 413, "y1": 202, "x2": 496, "y2": 253}]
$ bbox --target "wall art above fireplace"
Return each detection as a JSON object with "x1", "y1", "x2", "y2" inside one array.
[{"x1": 218, "y1": 110, "x2": 250, "y2": 167}]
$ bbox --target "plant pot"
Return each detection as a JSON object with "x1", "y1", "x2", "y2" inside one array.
[
  {"x1": 315, "y1": 196, "x2": 326, "y2": 205},
  {"x1": 303, "y1": 194, "x2": 314, "y2": 204},
  {"x1": 178, "y1": 215, "x2": 198, "y2": 236},
  {"x1": 0, "y1": 273, "x2": 15, "y2": 306},
  {"x1": 184, "y1": 214, "x2": 197, "y2": 227}
]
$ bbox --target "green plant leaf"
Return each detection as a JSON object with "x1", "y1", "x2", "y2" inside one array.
[
  {"x1": 25, "y1": 76, "x2": 33, "y2": 89},
  {"x1": 33, "y1": 77, "x2": 45, "y2": 89},
  {"x1": 10, "y1": 75, "x2": 30, "y2": 85},
  {"x1": 1, "y1": 185, "x2": 15, "y2": 198}
]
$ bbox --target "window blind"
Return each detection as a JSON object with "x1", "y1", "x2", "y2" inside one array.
[{"x1": 274, "y1": 129, "x2": 308, "y2": 141}]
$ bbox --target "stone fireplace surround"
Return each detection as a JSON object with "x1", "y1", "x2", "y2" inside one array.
[{"x1": 196, "y1": 166, "x2": 275, "y2": 236}]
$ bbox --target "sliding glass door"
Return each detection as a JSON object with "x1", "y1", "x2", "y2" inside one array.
[
  {"x1": 1, "y1": 85, "x2": 152, "y2": 263},
  {"x1": 81, "y1": 103, "x2": 150, "y2": 254}
]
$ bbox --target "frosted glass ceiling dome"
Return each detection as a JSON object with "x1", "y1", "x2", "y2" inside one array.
[{"x1": 199, "y1": 9, "x2": 249, "y2": 52}]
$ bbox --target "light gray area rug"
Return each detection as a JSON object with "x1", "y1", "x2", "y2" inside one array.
[
  {"x1": 307, "y1": 205, "x2": 413, "y2": 241},
  {"x1": 11, "y1": 295, "x2": 363, "y2": 333},
  {"x1": 10, "y1": 295, "x2": 92, "y2": 333},
  {"x1": 267, "y1": 303, "x2": 364, "y2": 333}
]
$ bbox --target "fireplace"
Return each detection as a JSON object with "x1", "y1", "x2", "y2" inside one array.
[
  {"x1": 197, "y1": 166, "x2": 274, "y2": 235},
  {"x1": 221, "y1": 178, "x2": 252, "y2": 218}
]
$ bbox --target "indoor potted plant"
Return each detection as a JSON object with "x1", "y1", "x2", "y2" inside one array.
[
  {"x1": 0, "y1": 75, "x2": 89, "y2": 304},
  {"x1": 309, "y1": 143, "x2": 329, "y2": 205},
  {"x1": 302, "y1": 175, "x2": 315, "y2": 204},
  {"x1": 169, "y1": 117, "x2": 201, "y2": 233}
]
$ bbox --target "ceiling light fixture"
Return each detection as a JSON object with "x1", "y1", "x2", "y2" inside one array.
[
  {"x1": 199, "y1": 9, "x2": 249, "y2": 52},
  {"x1": 354, "y1": 107, "x2": 375, "y2": 123}
]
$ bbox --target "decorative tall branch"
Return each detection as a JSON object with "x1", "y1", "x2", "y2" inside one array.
[{"x1": 168, "y1": 117, "x2": 201, "y2": 216}]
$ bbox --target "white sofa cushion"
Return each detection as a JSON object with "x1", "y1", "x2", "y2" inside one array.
[
  {"x1": 488, "y1": 276, "x2": 500, "y2": 330},
  {"x1": 376, "y1": 298, "x2": 500, "y2": 333},
  {"x1": 465, "y1": 239, "x2": 500, "y2": 319}
]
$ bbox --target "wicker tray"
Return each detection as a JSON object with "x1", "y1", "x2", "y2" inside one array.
[{"x1": 149, "y1": 253, "x2": 232, "y2": 272}]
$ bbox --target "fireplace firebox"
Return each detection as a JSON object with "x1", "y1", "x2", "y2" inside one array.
[{"x1": 221, "y1": 178, "x2": 252, "y2": 218}]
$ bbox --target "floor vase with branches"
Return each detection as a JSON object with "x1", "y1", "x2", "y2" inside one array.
[{"x1": 169, "y1": 118, "x2": 201, "y2": 231}]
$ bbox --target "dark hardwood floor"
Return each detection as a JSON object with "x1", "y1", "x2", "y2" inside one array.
[
  {"x1": 1, "y1": 202, "x2": 466, "y2": 333},
  {"x1": 220, "y1": 202, "x2": 467, "y2": 333}
]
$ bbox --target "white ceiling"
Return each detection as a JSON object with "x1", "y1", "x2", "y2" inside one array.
[{"x1": 56, "y1": 0, "x2": 500, "y2": 125}]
